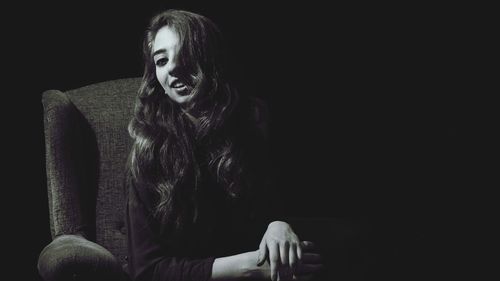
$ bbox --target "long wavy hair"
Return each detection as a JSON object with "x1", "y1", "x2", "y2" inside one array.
[{"x1": 127, "y1": 10, "x2": 246, "y2": 234}]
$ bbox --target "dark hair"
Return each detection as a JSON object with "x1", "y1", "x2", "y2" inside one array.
[{"x1": 127, "y1": 10, "x2": 244, "y2": 234}]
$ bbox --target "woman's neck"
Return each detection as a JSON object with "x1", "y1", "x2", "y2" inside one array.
[{"x1": 182, "y1": 108, "x2": 199, "y2": 125}]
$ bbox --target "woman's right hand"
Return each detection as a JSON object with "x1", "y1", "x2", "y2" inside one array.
[{"x1": 257, "y1": 241, "x2": 323, "y2": 281}]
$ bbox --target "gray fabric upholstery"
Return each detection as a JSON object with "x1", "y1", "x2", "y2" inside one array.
[
  {"x1": 41, "y1": 78, "x2": 141, "y2": 275},
  {"x1": 38, "y1": 234, "x2": 124, "y2": 281}
]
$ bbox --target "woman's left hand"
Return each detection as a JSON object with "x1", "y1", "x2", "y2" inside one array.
[{"x1": 257, "y1": 221, "x2": 302, "y2": 281}]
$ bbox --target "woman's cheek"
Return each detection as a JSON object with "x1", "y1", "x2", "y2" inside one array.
[{"x1": 156, "y1": 69, "x2": 167, "y2": 90}]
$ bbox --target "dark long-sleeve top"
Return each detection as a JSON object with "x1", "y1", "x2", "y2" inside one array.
[{"x1": 126, "y1": 97, "x2": 282, "y2": 281}]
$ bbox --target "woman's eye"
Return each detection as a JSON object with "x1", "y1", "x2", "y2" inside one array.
[{"x1": 155, "y1": 58, "x2": 168, "y2": 67}]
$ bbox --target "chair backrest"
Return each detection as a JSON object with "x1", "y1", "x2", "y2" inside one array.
[{"x1": 42, "y1": 77, "x2": 141, "y2": 269}]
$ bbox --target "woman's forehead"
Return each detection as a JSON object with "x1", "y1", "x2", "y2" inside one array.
[{"x1": 152, "y1": 26, "x2": 180, "y2": 55}]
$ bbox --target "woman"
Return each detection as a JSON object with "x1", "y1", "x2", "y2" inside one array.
[{"x1": 126, "y1": 9, "x2": 322, "y2": 281}]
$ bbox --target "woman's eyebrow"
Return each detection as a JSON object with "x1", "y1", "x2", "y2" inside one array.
[{"x1": 153, "y1": 49, "x2": 167, "y2": 57}]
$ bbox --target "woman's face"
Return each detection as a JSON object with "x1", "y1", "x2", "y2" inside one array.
[{"x1": 152, "y1": 26, "x2": 192, "y2": 104}]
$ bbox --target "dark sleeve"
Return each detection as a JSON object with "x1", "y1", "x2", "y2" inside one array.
[{"x1": 126, "y1": 182, "x2": 215, "y2": 281}]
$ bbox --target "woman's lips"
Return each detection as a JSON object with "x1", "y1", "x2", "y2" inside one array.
[
  {"x1": 171, "y1": 81, "x2": 183, "y2": 87},
  {"x1": 173, "y1": 84, "x2": 188, "y2": 95},
  {"x1": 170, "y1": 79, "x2": 190, "y2": 95}
]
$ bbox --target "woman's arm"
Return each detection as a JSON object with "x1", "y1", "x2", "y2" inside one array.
[
  {"x1": 211, "y1": 246, "x2": 322, "y2": 281},
  {"x1": 211, "y1": 244, "x2": 323, "y2": 281},
  {"x1": 211, "y1": 250, "x2": 265, "y2": 280}
]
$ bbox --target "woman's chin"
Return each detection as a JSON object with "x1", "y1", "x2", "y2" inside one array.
[
  {"x1": 173, "y1": 94, "x2": 192, "y2": 104},
  {"x1": 166, "y1": 90, "x2": 192, "y2": 104}
]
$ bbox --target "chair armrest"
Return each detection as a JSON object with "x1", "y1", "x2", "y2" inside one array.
[{"x1": 37, "y1": 234, "x2": 125, "y2": 281}]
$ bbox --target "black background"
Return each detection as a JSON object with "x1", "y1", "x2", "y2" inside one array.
[{"x1": 2, "y1": 1, "x2": 492, "y2": 280}]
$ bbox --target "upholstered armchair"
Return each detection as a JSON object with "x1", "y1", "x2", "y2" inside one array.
[
  {"x1": 37, "y1": 78, "x2": 363, "y2": 281},
  {"x1": 38, "y1": 78, "x2": 140, "y2": 281}
]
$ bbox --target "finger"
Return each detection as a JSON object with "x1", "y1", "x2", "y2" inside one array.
[
  {"x1": 280, "y1": 242, "x2": 293, "y2": 280},
  {"x1": 296, "y1": 263, "x2": 323, "y2": 275},
  {"x1": 301, "y1": 253, "x2": 322, "y2": 264},
  {"x1": 299, "y1": 241, "x2": 316, "y2": 252},
  {"x1": 269, "y1": 242, "x2": 280, "y2": 281},
  {"x1": 280, "y1": 241, "x2": 289, "y2": 267},
  {"x1": 296, "y1": 241, "x2": 303, "y2": 261},
  {"x1": 279, "y1": 264, "x2": 293, "y2": 281},
  {"x1": 257, "y1": 238, "x2": 268, "y2": 266},
  {"x1": 289, "y1": 243, "x2": 298, "y2": 273}
]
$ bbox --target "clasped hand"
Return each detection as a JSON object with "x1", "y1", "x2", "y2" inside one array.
[{"x1": 257, "y1": 221, "x2": 322, "y2": 281}]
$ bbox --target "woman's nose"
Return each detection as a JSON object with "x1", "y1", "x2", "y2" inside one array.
[
  {"x1": 167, "y1": 60, "x2": 184, "y2": 77},
  {"x1": 166, "y1": 60, "x2": 177, "y2": 74},
  {"x1": 166, "y1": 53, "x2": 181, "y2": 71}
]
